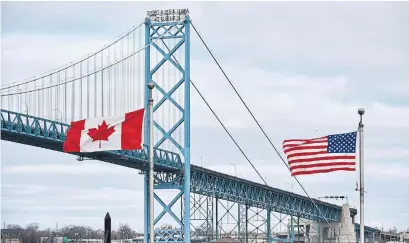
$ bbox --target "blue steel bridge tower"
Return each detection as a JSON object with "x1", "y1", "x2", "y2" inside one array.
[{"x1": 143, "y1": 9, "x2": 191, "y2": 243}]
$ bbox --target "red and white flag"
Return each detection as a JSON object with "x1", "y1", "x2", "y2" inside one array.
[
  {"x1": 63, "y1": 109, "x2": 145, "y2": 153},
  {"x1": 282, "y1": 132, "x2": 357, "y2": 176}
]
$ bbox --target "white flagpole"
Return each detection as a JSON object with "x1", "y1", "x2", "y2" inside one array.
[
  {"x1": 358, "y1": 108, "x2": 365, "y2": 243},
  {"x1": 148, "y1": 82, "x2": 155, "y2": 243}
]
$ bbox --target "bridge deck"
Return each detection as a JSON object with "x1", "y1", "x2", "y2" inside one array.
[{"x1": 1, "y1": 109, "x2": 357, "y2": 221}]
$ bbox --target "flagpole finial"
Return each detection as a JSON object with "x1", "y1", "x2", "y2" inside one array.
[
  {"x1": 358, "y1": 108, "x2": 365, "y2": 127},
  {"x1": 358, "y1": 108, "x2": 365, "y2": 116}
]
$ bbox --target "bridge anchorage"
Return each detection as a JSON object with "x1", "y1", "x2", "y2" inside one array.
[{"x1": 2, "y1": 7, "x2": 384, "y2": 243}]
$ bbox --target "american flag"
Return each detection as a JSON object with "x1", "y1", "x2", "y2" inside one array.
[{"x1": 282, "y1": 132, "x2": 357, "y2": 176}]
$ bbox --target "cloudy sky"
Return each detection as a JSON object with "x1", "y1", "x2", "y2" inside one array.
[{"x1": 1, "y1": 1, "x2": 409, "y2": 233}]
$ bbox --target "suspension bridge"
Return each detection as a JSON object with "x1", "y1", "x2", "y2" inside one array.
[{"x1": 1, "y1": 9, "x2": 380, "y2": 243}]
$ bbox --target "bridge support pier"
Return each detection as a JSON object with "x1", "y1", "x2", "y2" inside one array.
[
  {"x1": 215, "y1": 198, "x2": 240, "y2": 239},
  {"x1": 189, "y1": 193, "x2": 213, "y2": 243}
]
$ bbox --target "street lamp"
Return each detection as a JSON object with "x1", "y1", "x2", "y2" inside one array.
[
  {"x1": 21, "y1": 101, "x2": 28, "y2": 115},
  {"x1": 318, "y1": 196, "x2": 348, "y2": 203},
  {"x1": 229, "y1": 164, "x2": 237, "y2": 177}
]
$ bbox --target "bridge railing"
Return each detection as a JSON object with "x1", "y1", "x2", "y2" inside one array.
[{"x1": 1, "y1": 109, "x2": 182, "y2": 171}]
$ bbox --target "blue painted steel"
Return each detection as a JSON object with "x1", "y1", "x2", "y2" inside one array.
[
  {"x1": 290, "y1": 216, "x2": 294, "y2": 243},
  {"x1": 144, "y1": 17, "x2": 152, "y2": 243},
  {"x1": 154, "y1": 229, "x2": 183, "y2": 243},
  {"x1": 154, "y1": 191, "x2": 184, "y2": 226},
  {"x1": 354, "y1": 223, "x2": 381, "y2": 234},
  {"x1": 0, "y1": 109, "x2": 182, "y2": 171},
  {"x1": 144, "y1": 16, "x2": 190, "y2": 243},
  {"x1": 354, "y1": 223, "x2": 381, "y2": 243},
  {"x1": 189, "y1": 166, "x2": 357, "y2": 221},
  {"x1": 183, "y1": 15, "x2": 191, "y2": 243}
]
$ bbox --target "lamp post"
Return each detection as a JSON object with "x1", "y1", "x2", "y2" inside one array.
[
  {"x1": 21, "y1": 101, "x2": 28, "y2": 115},
  {"x1": 229, "y1": 164, "x2": 237, "y2": 177}
]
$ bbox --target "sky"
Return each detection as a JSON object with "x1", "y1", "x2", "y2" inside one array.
[{"x1": 1, "y1": 1, "x2": 409, "y2": 233}]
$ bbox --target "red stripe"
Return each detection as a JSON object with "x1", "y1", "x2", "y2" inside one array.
[
  {"x1": 290, "y1": 162, "x2": 355, "y2": 170},
  {"x1": 284, "y1": 145, "x2": 327, "y2": 153},
  {"x1": 283, "y1": 136, "x2": 327, "y2": 144},
  {"x1": 287, "y1": 151, "x2": 328, "y2": 159},
  {"x1": 283, "y1": 140, "x2": 327, "y2": 149},
  {"x1": 63, "y1": 119, "x2": 85, "y2": 152},
  {"x1": 121, "y1": 108, "x2": 145, "y2": 150},
  {"x1": 291, "y1": 167, "x2": 356, "y2": 176},
  {"x1": 288, "y1": 155, "x2": 356, "y2": 164}
]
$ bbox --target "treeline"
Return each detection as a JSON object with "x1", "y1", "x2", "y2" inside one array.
[{"x1": 1, "y1": 223, "x2": 141, "y2": 242}]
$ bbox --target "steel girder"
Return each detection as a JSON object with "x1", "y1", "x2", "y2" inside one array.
[
  {"x1": 189, "y1": 167, "x2": 357, "y2": 222},
  {"x1": 0, "y1": 109, "x2": 182, "y2": 171},
  {"x1": 1, "y1": 109, "x2": 358, "y2": 223}
]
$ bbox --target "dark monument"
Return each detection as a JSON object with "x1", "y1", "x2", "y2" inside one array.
[{"x1": 104, "y1": 212, "x2": 111, "y2": 243}]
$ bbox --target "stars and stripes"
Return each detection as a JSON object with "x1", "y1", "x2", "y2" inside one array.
[{"x1": 282, "y1": 132, "x2": 357, "y2": 176}]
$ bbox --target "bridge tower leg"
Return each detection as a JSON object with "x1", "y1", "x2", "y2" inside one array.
[
  {"x1": 187, "y1": 193, "x2": 213, "y2": 243},
  {"x1": 267, "y1": 209, "x2": 271, "y2": 243},
  {"x1": 238, "y1": 204, "x2": 248, "y2": 243},
  {"x1": 216, "y1": 199, "x2": 241, "y2": 239},
  {"x1": 143, "y1": 15, "x2": 191, "y2": 243}
]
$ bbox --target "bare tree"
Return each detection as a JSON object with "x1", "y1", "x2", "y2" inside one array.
[{"x1": 118, "y1": 223, "x2": 135, "y2": 240}]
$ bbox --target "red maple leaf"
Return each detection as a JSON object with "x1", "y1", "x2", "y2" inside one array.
[{"x1": 87, "y1": 120, "x2": 116, "y2": 148}]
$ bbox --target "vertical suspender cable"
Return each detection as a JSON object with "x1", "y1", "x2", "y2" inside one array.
[
  {"x1": 94, "y1": 55, "x2": 97, "y2": 117},
  {"x1": 64, "y1": 69, "x2": 67, "y2": 122},
  {"x1": 41, "y1": 78, "x2": 45, "y2": 118},
  {"x1": 121, "y1": 39, "x2": 124, "y2": 114},
  {"x1": 80, "y1": 62, "x2": 83, "y2": 119},
  {"x1": 108, "y1": 48, "x2": 111, "y2": 116},
  {"x1": 132, "y1": 29, "x2": 135, "y2": 111},
  {"x1": 49, "y1": 75, "x2": 52, "y2": 119},
  {"x1": 57, "y1": 72, "x2": 60, "y2": 118},
  {"x1": 101, "y1": 50, "x2": 104, "y2": 117},
  {"x1": 112, "y1": 44, "x2": 118, "y2": 117},
  {"x1": 71, "y1": 65, "x2": 75, "y2": 121},
  {"x1": 87, "y1": 58, "x2": 90, "y2": 118},
  {"x1": 126, "y1": 34, "x2": 129, "y2": 112}
]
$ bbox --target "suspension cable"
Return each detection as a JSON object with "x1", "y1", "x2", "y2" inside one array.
[
  {"x1": 158, "y1": 39, "x2": 268, "y2": 185},
  {"x1": 161, "y1": 24, "x2": 334, "y2": 231},
  {"x1": 190, "y1": 20, "x2": 336, "y2": 228},
  {"x1": 1, "y1": 22, "x2": 146, "y2": 90},
  {"x1": 1, "y1": 19, "x2": 186, "y2": 97}
]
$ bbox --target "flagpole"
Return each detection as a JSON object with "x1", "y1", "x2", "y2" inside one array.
[
  {"x1": 358, "y1": 108, "x2": 365, "y2": 243},
  {"x1": 148, "y1": 82, "x2": 155, "y2": 243}
]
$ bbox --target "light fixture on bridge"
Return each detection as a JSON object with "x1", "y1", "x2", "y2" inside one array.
[
  {"x1": 147, "y1": 9, "x2": 189, "y2": 22},
  {"x1": 318, "y1": 196, "x2": 348, "y2": 202}
]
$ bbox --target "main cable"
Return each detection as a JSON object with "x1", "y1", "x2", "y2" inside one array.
[
  {"x1": 158, "y1": 39, "x2": 268, "y2": 186},
  {"x1": 1, "y1": 19, "x2": 186, "y2": 97},
  {"x1": 191, "y1": 20, "x2": 335, "y2": 228},
  {"x1": 191, "y1": 81, "x2": 267, "y2": 185},
  {"x1": 1, "y1": 22, "x2": 145, "y2": 90}
]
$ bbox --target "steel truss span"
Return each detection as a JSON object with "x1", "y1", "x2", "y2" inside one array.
[{"x1": 1, "y1": 109, "x2": 357, "y2": 222}]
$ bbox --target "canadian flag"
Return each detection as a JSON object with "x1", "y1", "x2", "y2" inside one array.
[{"x1": 63, "y1": 109, "x2": 145, "y2": 152}]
